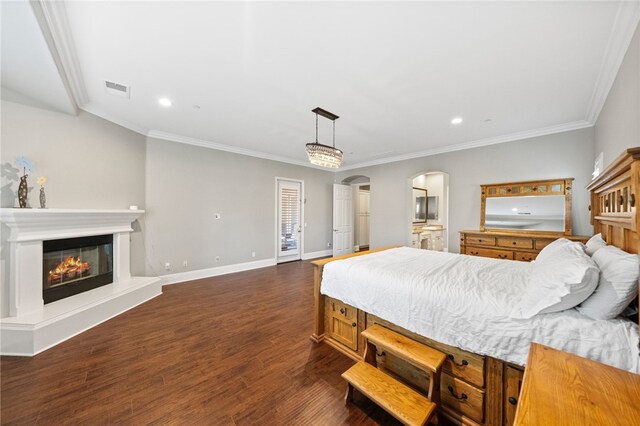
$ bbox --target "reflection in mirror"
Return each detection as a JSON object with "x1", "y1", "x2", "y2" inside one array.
[
  {"x1": 427, "y1": 196, "x2": 438, "y2": 220},
  {"x1": 485, "y1": 195, "x2": 565, "y2": 232},
  {"x1": 413, "y1": 187, "x2": 427, "y2": 223}
]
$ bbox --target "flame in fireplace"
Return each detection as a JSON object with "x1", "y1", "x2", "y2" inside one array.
[{"x1": 48, "y1": 256, "x2": 91, "y2": 284}]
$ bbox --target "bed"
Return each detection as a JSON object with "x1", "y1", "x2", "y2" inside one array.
[{"x1": 310, "y1": 147, "x2": 640, "y2": 426}]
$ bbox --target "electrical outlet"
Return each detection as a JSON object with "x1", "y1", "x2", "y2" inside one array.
[
  {"x1": 327, "y1": 242, "x2": 332, "y2": 248},
  {"x1": 164, "y1": 262, "x2": 171, "y2": 271},
  {"x1": 251, "y1": 251, "x2": 256, "y2": 258},
  {"x1": 215, "y1": 256, "x2": 220, "y2": 262},
  {"x1": 182, "y1": 260, "x2": 188, "y2": 267}
]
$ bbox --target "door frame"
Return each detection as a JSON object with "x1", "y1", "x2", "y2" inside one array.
[
  {"x1": 353, "y1": 183, "x2": 370, "y2": 251},
  {"x1": 275, "y1": 177, "x2": 305, "y2": 263}
]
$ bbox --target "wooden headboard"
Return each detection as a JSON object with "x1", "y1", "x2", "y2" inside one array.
[{"x1": 586, "y1": 147, "x2": 640, "y2": 324}]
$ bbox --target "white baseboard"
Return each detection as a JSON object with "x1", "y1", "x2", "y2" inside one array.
[
  {"x1": 161, "y1": 258, "x2": 277, "y2": 285},
  {"x1": 301, "y1": 249, "x2": 332, "y2": 260},
  {"x1": 162, "y1": 251, "x2": 333, "y2": 285}
]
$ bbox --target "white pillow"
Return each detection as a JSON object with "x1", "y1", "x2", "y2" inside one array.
[
  {"x1": 534, "y1": 238, "x2": 573, "y2": 263},
  {"x1": 585, "y1": 233, "x2": 607, "y2": 256},
  {"x1": 577, "y1": 246, "x2": 639, "y2": 320},
  {"x1": 511, "y1": 241, "x2": 599, "y2": 319}
]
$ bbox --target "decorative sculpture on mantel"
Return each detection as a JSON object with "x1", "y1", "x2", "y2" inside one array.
[
  {"x1": 38, "y1": 176, "x2": 47, "y2": 208},
  {"x1": 15, "y1": 156, "x2": 34, "y2": 208}
]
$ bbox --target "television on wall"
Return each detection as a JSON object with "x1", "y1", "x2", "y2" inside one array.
[{"x1": 427, "y1": 196, "x2": 438, "y2": 220}]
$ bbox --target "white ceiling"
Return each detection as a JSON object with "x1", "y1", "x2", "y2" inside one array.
[
  {"x1": 4, "y1": 1, "x2": 640, "y2": 170},
  {"x1": 1, "y1": 1, "x2": 75, "y2": 115}
]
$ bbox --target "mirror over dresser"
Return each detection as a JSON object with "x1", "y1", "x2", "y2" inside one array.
[{"x1": 460, "y1": 178, "x2": 589, "y2": 261}]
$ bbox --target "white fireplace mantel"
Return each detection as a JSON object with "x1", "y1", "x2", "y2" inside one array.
[
  {"x1": 0, "y1": 208, "x2": 162, "y2": 356},
  {"x1": 1, "y1": 208, "x2": 144, "y2": 242}
]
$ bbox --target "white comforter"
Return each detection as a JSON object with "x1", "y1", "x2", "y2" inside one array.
[{"x1": 321, "y1": 247, "x2": 640, "y2": 373}]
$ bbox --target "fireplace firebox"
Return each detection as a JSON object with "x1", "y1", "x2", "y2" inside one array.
[{"x1": 43, "y1": 234, "x2": 114, "y2": 304}]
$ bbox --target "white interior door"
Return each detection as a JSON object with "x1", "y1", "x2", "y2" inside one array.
[
  {"x1": 277, "y1": 179, "x2": 302, "y2": 263},
  {"x1": 333, "y1": 184, "x2": 353, "y2": 257}
]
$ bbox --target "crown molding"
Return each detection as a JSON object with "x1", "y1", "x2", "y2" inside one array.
[
  {"x1": 30, "y1": 0, "x2": 89, "y2": 112},
  {"x1": 585, "y1": 1, "x2": 640, "y2": 124},
  {"x1": 338, "y1": 120, "x2": 593, "y2": 172},
  {"x1": 146, "y1": 130, "x2": 331, "y2": 170}
]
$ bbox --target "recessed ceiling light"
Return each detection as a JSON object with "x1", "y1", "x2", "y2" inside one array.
[
  {"x1": 158, "y1": 97, "x2": 172, "y2": 107},
  {"x1": 512, "y1": 208, "x2": 518, "y2": 212},
  {"x1": 451, "y1": 117, "x2": 463, "y2": 125}
]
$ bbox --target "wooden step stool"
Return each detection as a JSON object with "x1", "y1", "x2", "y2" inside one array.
[{"x1": 342, "y1": 324, "x2": 446, "y2": 426}]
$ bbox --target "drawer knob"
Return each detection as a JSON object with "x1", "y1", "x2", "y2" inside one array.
[
  {"x1": 508, "y1": 396, "x2": 518, "y2": 405},
  {"x1": 512, "y1": 241, "x2": 516, "y2": 245},
  {"x1": 498, "y1": 255, "x2": 508, "y2": 259},
  {"x1": 352, "y1": 322, "x2": 357, "y2": 328},
  {"x1": 447, "y1": 385, "x2": 468, "y2": 401},
  {"x1": 340, "y1": 308, "x2": 345, "y2": 315},
  {"x1": 448, "y1": 354, "x2": 469, "y2": 367}
]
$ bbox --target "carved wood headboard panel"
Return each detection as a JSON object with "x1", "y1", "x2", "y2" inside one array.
[
  {"x1": 586, "y1": 147, "x2": 640, "y2": 254},
  {"x1": 586, "y1": 147, "x2": 640, "y2": 325}
]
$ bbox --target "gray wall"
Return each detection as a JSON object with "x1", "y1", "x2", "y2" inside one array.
[
  {"x1": 144, "y1": 138, "x2": 334, "y2": 276},
  {"x1": 595, "y1": 23, "x2": 640, "y2": 164},
  {"x1": 0, "y1": 100, "x2": 147, "y2": 316},
  {"x1": 1, "y1": 101, "x2": 146, "y2": 210},
  {"x1": 337, "y1": 128, "x2": 595, "y2": 253}
]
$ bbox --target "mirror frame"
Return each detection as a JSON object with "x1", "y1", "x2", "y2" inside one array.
[
  {"x1": 479, "y1": 178, "x2": 574, "y2": 235},
  {"x1": 413, "y1": 187, "x2": 428, "y2": 224}
]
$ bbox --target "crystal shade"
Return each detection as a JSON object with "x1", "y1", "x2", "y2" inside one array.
[{"x1": 305, "y1": 142, "x2": 343, "y2": 168}]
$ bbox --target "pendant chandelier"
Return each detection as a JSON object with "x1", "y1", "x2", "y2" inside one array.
[{"x1": 305, "y1": 107, "x2": 343, "y2": 169}]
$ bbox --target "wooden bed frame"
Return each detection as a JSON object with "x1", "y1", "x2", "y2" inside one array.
[{"x1": 310, "y1": 148, "x2": 640, "y2": 426}]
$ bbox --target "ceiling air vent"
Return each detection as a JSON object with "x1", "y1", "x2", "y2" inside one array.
[{"x1": 104, "y1": 80, "x2": 130, "y2": 99}]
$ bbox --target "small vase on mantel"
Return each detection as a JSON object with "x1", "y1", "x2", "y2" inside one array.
[
  {"x1": 40, "y1": 187, "x2": 46, "y2": 209},
  {"x1": 18, "y1": 175, "x2": 28, "y2": 208}
]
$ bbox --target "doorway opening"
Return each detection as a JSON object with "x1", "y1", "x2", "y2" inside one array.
[
  {"x1": 333, "y1": 175, "x2": 371, "y2": 257},
  {"x1": 276, "y1": 178, "x2": 304, "y2": 263},
  {"x1": 409, "y1": 172, "x2": 449, "y2": 252}
]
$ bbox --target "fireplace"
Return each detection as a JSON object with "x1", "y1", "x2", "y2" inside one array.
[{"x1": 43, "y1": 234, "x2": 114, "y2": 304}]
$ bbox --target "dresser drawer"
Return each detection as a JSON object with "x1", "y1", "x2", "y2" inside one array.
[
  {"x1": 465, "y1": 235, "x2": 496, "y2": 246},
  {"x1": 515, "y1": 252, "x2": 537, "y2": 262},
  {"x1": 497, "y1": 237, "x2": 533, "y2": 249},
  {"x1": 442, "y1": 347, "x2": 485, "y2": 387},
  {"x1": 534, "y1": 239, "x2": 554, "y2": 250},
  {"x1": 466, "y1": 247, "x2": 513, "y2": 260},
  {"x1": 441, "y1": 373, "x2": 485, "y2": 424}
]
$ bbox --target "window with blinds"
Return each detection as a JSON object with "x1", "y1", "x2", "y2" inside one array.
[{"x1": 280, "y1": 186, "x2": 299, "y2": 252}]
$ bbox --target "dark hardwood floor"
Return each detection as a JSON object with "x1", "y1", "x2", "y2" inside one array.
[{"x1": 1, "y1": 260, "x2": 400, "y2": 425}]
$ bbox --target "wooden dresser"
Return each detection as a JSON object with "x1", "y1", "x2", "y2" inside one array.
[{"x1": 459, "y1": 231, "x2": 588, "y2": 262}]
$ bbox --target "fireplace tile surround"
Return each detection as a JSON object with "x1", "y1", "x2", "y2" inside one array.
[{"x1": 0, "y1": 209, "x2": 162, "y2": 356}]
